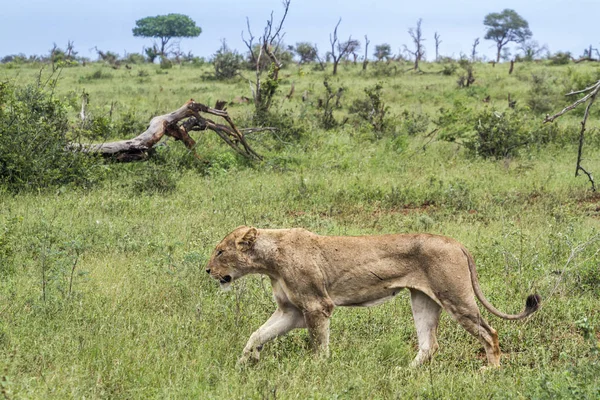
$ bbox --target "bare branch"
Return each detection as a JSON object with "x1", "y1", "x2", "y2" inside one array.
[{"x1": 544, "y1": 80, "x2": 600, "y2": 191}]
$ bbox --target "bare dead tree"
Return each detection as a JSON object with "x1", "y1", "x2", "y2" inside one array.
[
  {"x1": 544, "y1": 81, "x2": 600, "y2": 191},
  {"x1": 471, "y1": 38, "x2": 480, "y2": 62},
  {"x1": 404, "y1": 18, "x2": 425, "y2": 71},
  {"x1": 329, "y1": 18, "x2": 356, "y2": 75},
  {"x1": 363, "y1": 35, "x2": 370, "y2": 71},
  {"x1": 313, "y1": 44, "x2": 326, "y2": 71},
  {"x1": 242, "y1": 0, "x2": 291, "y2": 119},
  {"x1": 70, "y1": 100, "x2": 263, "y2": 162},
  {"x1": 434, "y1": 32, "x2": 442, "y2": 61}
]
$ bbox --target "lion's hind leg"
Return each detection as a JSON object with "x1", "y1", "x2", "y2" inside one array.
[
  {"x1": 441, "y1": 298, "x2": 501, "y2": 367},
  {"x1": 409, "y1": 289, "x2": 442, "y2": 367}
]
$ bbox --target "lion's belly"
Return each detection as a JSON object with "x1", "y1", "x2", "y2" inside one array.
[{"x1": 331, "y1": 286, "x2": 403, "y2": 307}]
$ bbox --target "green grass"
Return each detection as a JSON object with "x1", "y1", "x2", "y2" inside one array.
[{"x1": 1, "y1": 60, "x2": 600, "y2": 398}]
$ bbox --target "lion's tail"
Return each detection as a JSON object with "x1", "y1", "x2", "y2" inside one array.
[{"x1": 462, "y1": 248, "x2": 541, "y2": 320}]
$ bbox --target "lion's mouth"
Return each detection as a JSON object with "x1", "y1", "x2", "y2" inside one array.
[{"x1": 219, "y1": 275, "x2": 232, "y2": 284}]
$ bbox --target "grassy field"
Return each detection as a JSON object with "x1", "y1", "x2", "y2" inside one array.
[{"x1": 1, "y1": 59, "x2": 600, "y2": 398}]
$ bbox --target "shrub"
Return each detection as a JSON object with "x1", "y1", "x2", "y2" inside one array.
[
  {"x1": 436, "y1": 102, "x2": 541, "y2": 158},
  {"x1": 399, "y1": 110, "x2": 429, "y2": 136},
  {"x1": 549, "y1": 51, "x2": 571, "y2": 65},
  {"x1": 527, "y1": 73, "x2": 558, "y2": 114},
  {"x1": 465, "y1": 108, "x2": 531, "y2": 158},
  {"x1": 213, "y1": 41, "x2": 243, "y2": 79},
  {"x1": 159, "y1": 56, "x2": 173, "y2": 69},
  {"x1": 0, "y1": 81, "x2": 101, "y2": 192},
  {"x1": 349, "y1": 82, "x2": 393, "y2": 136}
]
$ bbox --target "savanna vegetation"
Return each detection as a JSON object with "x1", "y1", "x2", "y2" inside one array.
[{"x1": 1, "y1": 54, "x2": 599, "y2": 398}]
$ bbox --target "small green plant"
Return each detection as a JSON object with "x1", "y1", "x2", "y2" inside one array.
[
  {"x1": 349, "y1": 82, "x2": 393, "y2": 136},
  {"x1": 318, "y1": 78, "x2": 345, "y2": 130}
]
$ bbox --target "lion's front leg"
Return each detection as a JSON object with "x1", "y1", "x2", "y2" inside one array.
[
  {"x1": 238, "y1": 307, "x2": 305, "y2": 365},
  {"x1": 303, "y1": 309, "x2": 332, "y2": 358}
]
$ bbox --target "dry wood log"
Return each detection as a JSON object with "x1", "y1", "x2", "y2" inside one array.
[{"x1": 71, "y1": 99, "x2": 262, "y2": 162}]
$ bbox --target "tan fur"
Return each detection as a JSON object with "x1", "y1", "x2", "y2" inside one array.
[{"x1": 205, "y1": 226, "x2": 540, "y2": 367}]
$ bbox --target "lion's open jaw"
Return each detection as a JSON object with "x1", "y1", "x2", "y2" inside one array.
[{"x1": 219, "y1": 275, "x2": 233, "y2": 291}]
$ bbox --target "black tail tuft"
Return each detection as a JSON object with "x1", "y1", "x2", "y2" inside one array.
[{"x1": 525, "y1": 294, "x2": 541, "y2": 313}]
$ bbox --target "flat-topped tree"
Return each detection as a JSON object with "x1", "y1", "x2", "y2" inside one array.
[
  {"x1": 133, "y1": 14, "x2": 201, "y2": 56},
  {"x1": 484, "y1": 9, "x2": 532, "y2": 63}
]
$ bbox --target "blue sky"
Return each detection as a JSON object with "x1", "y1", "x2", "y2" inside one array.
[{"x1": 1, "y1": 0, "x2": 598, "y2": 61}]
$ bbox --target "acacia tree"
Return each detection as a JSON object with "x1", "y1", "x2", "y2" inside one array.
[
  {"x1": 374, "y1": 44, "x2": 392, "y2": 61},
  {"x1": 133, "y1": 14, "x2": 201, "y2": 56},
  {"x1": 294, "y1": 42, "x2": 318, "y2": 64},
  {"x1": 484, "y1": 9, "x2": 532, "y2": 63}
]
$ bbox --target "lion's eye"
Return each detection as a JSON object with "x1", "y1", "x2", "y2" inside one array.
[{"x1": 216, "y1": 250, "x2": 223, "y2": 257}]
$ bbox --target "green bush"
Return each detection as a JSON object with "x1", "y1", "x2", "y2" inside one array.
[
  {"x1": 213, "y1": 41, "x2": 243, "y2": 80},
  {"x1": 527, "y1": 73, "x2": 559, "y2": 114},
  {"x1": 436, "y1": 103, "x2": 543, "y2": 158},
  {"x1": 0, "y1": 81, "x2": 101, "y2": 192},
  {"x1": 349, "y1": 82, "x2": 394, "y2": 137},
  {"x1": 549, "y1": 51, "x2": 572, "y2": 66}
]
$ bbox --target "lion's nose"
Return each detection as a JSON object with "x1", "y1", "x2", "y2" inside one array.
[{"x1": 205, "y1": 269, "x2": 211, "y2": 274}]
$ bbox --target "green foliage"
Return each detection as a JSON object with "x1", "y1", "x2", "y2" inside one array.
[
  {"x1": 373, "y1": 44, "x2": 392, "y2": 61},
  {"x1": 123, "y1": 53, "x2": 146, "y2": 64},
  {"x1": 466, "y1": 108, "x2": 530, "y2": 157},
  {"x1": 212, "y1": 41, "x2": 243, "y2": 80},
  {"x1": 484, "y1": 9, "x2": 532, "y2": 61},
  {"x1": 132, "y1": 14, "x2": 201, "y2": 55},
  {"x1": 159, "y1": 56, "x2": 173, "y2": 69},
  {"x1": 437, "y1": 103, "x2": 544, "y2": 158},
  {"x1": 0, "y1": 81, "x2": 100, "y2": 192},
  {"x1": 527, "y1": 73, "x2": 559, "y2": 113},
  {"x1": 549, "y1": 51, "x2": 572, "y2": 65},
  {"x1": 318, "y1": 77, "x2": 344, "y2": 130},
  {"x1": 399, "y1": 110, "x2": 429, "y2": 136},
  {"x1": 370, "y1": 62, "x2": 399, "y2": 77},
  {"x1": 349, "y1": 82, "x2": 394, "y2": 136},
  {"x1": 440, "y1": 60, "x2": 458, "y2": 76},
  {"x1": 294, "y1": 42, "x2": 318, "y2": 64}
]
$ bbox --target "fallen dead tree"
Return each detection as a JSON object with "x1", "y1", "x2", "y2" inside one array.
[{"x1": 71, "y1": 99, "x2": 263, "y2": 162}]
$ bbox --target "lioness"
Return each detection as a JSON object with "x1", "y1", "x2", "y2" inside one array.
[{"x1": 206, "y1": 226, "x2": 540, "y2": 367}]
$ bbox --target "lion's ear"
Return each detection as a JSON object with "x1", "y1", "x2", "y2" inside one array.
[{"x1": 236, "y1": 227, "x2": 257, "y2": 252}]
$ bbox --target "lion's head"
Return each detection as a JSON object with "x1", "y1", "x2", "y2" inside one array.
[{"x1": 205, "y1": 226, "x2": 258, "y2": 290}]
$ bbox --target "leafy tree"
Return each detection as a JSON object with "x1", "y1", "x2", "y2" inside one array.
[
  {"x1": 132, "y1": 14, "x2": 201, "y2": 56},
  {"x1": 373, "y1": 44, "x2": 392, "y2": 61},
  {"x1": 295, "y1": 42, "x2": 318, "y2": 64},
  {"x1": 484, "y1": 9, "x2": 532, "y2": 63}
]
